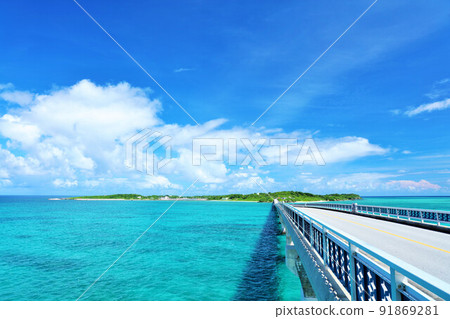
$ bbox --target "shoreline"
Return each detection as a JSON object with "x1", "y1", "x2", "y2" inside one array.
[
  {"x1": 49, "y1": 191, "x2": 361, "y2": 203},
  {"x1": 69, "y1": 198, "x2": 262, "y2": 202},
  {"x1": 53, "y1": 198, "x2": 333, "y2": 203}
]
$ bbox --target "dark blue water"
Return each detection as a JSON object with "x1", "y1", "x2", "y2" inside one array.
[{"x1": 234, "y1": 208, "x2": 284, "y2": 300}]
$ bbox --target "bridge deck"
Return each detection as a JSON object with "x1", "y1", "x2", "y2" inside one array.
[{"x1": 293, "y1": 206, "x2": 450, "y2": 284}]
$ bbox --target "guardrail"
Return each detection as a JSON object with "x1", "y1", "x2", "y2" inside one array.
[
  {"x1": 294, "y1": 202, "x2": 450, "y2": 227},
  {"x1": 274, "y1": 201, "x2": 450, "y2": 301}
]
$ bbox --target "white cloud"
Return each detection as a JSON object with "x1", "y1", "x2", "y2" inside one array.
[
  {"x1": 0, "y1": 80, "x2": 390, "y2": 193},
  {"x1": 425, "y1": 78, "x2": 450, "y2": 99},
  {"x1": 0, "y1": 146, "x2": 43, "y2": 176},
  {"x1": 84, "y1": 180, "x2": 101, "y2": 188},
  {"x1": 53, "y1": 179, "x2": 78, "y2": 188},
  {"x1": 325, "y1": 173, "x2": 395, "y2": 191},
  {"x1": 0, "y1": 114, "x2": 42, "y2": 147},
  {"x1": 233, "y1": 176, "x2": 275, "y2": 191},
  {"x1": 386, "y1": 179, "x2": 441, "y2": 191},
  {"x1": 0, "y1": 179, "x2": 12, "y2": 187},
  {"x1": 0, "y1": 168, "x2": 9, "y2": 179},
  {"x1": 0, "y1": 83, "x2": 14, "y2": 90},
  {"x1": 302, "y1": 173, "x2": 442, "y2": 193},
  {"x1": 0, "y1": 90, "x2": 34, "y2": 106},
  {"x1": 0, "y1": 80, "x2": 161, "y2": 177},
  {"x1": 137, "y1": 175, "x2": 182, "y2": 189},
  {"x1": 174, "y1": 68, "x2": 194, "y2": 73},
  {"x1": 299, "y1": 176, "x2": 324, "y2": 185},
  {"x1": 405, "y1": 98, "x2": 450, "y2": 116},
  {"x1": 161, "y1": 147, "x2": 228, "y2": 183},
  {"x1": 319, "y1": 137, "x2": 387, "y2": 163}
]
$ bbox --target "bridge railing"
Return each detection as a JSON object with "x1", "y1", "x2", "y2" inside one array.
[
  {"x1": 275, "y1": 202, "x2": 450, "y2": 301},
  {"x1": 294, "y1": 202, "x2": 450, "y2": 227}
]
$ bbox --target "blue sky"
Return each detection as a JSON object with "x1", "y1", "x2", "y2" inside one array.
[{"x1": 1, "y1": 0, "x2": 450, "y2": 196}]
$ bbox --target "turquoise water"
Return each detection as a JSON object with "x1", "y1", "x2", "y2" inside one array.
[
  {"x1": 0, "y1": 196, "x2": 300, "y2": 301},
  {"x1": 336, "y1": 196, "x2": 450, "y2": 211},
  {"x1": 2, "y1": 196, "x2": 447, "y2": 301}
]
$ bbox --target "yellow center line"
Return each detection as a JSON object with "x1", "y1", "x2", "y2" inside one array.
[{"x1": 307, "y1": 209, "x2": 450, "y2": 254}]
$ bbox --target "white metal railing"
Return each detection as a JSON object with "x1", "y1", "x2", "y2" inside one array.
[
  {"x1": 294, "y1": 202, "x2": 450, "y2": 227},
  {"x1": 274, "y1": 201, "x2": 450, "y2": 301}
]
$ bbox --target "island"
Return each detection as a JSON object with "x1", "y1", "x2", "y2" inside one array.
[{"x1": 69, "y1": 191, "x2": 361, "y2": 203}]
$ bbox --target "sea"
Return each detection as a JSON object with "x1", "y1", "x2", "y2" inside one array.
[{"x1": 0, "y1": 196, "x2": 449, "y2": 301}]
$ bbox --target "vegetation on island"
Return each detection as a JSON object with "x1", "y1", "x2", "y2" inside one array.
[{"x1": 70, "y1": 191, "x2": 361, "y2": 203}]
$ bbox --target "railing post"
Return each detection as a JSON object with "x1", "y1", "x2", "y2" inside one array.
[
  {"x1": 323, "y1": 227, "x2": 328, "y2": 265},
  {"x1": 390, "y1": 268, "x2": 404, "y2": 301},
  {"x1": 302, "y1": 215, "x2": 305, "y2": 235},
  {"x1": 348, "y1": 243, "x2": 357, "y2": 301},
  {"x1": 310, "y1": 221, "x2": 314, "y2": 247}
]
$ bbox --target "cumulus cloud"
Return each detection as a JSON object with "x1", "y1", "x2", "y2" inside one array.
[
  {"x1": 293, "y1": 172, "x2": 444, "y2": 194},
  {"x1": 0, "y1": 90, "x2": 35, "y2": 106},
  {"x1": 325, "y1": 173, "x2": 396, "y2": 191},
  {"x1": 53, "y1": 179, "x2": 78, "y2": 188},
  {"x1": 137, "y1": 175, "x2": 182, "y2": 189},
  {"x1": 0, "y1": 83, "x2": 14, "y2": 90},
  {"x1": 0, "y1": 168, "x2": 9, "y2": 179},
  {"x1": 162, "y1": 148, "x2": 228, "y2": 183},
  {"x1": 0, "y1": 146, "x2": 43, "y2": 176},
  {"x1": 0, "y1": 80, "x2": 390, "y2": 193},
  {"x1": 319, "y1": 137, "x2": 387, "y2": 163},
  {"x1": 405, "y1": 98, "x2": 450, "y2": 116},
  {"x1": 386, "y1": 179, "x2": 441, "y2": 191},
  {"x1": 233, "y1": 175, "x2": 275, "y2": 191},
  {"x1": 0, "y1": 80, "x2": 161, "y2": 174},
  {"x1": 0, "y1": 80, "x2": 172, "y2": 191}
]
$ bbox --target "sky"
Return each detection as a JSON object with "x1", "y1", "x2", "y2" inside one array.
[{"x1": 1, "y1": 0, "x2": 450, "y2": 196}]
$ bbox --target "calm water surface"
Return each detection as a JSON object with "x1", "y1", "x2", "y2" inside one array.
[
  {"x1": 0, "y1": 197, "x2": 300, "y2": 300},
  {"x1": 1, "y1": 196, "x2": 447, "y2": 300}
]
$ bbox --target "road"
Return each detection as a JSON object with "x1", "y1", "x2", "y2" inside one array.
[{"x1": 292, "y1": 206, "x2": 450, "y2": 284}]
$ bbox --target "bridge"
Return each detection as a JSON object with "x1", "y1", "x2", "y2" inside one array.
[{"x1": 273, "y1": 200, "x2": 450, "y2": 301}]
